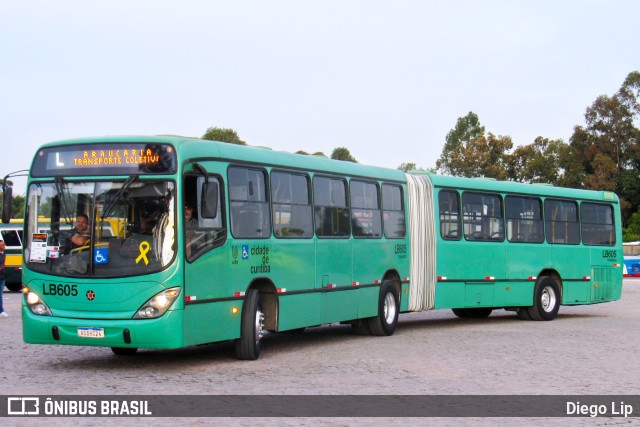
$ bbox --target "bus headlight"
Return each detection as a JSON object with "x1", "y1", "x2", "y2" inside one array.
[
  {"x1": 24, "y1": 288, "x2": 52, "y2": 316},
  {"x1": 133, "y1": 287, "x2": 181, "y2": 319}
]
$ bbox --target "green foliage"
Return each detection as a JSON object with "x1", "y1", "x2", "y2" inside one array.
[
  {"x1": 570, "y1": 71, "x2": 640, "y2": 223},
  {"x1": 623, "y1": 210, "x2": 640, "y2": 242},
  {"x1": 202, "y1": 127, "x2": 246, "y2": 145},
  {"x1": 436, "y1": 112, "x2": 512, "y2": 179},
  {"x1": 330, "y1": 147, "x2": 357, "y2": 163},
  {"x1": 436, "y1": 112, "x2": 485, "y2": 176},
  {"x1": 398, "y1": 163, "x2": 417, "y2": 172}
]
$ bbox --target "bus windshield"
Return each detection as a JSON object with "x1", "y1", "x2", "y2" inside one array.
[{"x1": 24, "y1": 180, "x2": 176, "y2": 278}]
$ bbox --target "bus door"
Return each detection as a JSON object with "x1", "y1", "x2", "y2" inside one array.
[
  {"x1": 182, "y1": 169, "x2": 233, "y2": 345},
  {"x1": 460, "y1": 192, "x2": 506, "y2": 307},
  {"x1": 313, "y1": 176, "x2": 356, "y2": 323},
  {"x1": 269, "y1": 171, "x2": 317, "y2": 331}
]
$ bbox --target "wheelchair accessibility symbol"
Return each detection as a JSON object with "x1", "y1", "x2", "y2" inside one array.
[{"x1": 94, "y1": 248, "x2": 109, "y2": 264}]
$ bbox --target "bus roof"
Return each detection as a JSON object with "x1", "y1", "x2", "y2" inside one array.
[
  {"x1": 422, "y1": 172, "x2": 619, "y2": 203},
  {"x1": 34, "y1": 135, "x2": 407, "y2": 183},
  {"x1": 34, "y1": 135, "x2": 619, "y2": 203}
]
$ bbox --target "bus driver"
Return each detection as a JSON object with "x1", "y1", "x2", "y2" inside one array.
[{"x1": 70, "y1": 214, "x2": 90, "y2": 250}]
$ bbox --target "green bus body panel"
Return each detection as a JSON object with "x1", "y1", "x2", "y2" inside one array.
[{"x1": 22, "y1": 306, "x2": 184, "y2": 349}]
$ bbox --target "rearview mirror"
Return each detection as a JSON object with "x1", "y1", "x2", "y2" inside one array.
[{"x1": 2, "y1": 185, "x2": 12, "y2": 223}]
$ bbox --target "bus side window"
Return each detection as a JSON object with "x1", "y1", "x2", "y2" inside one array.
[
  {"x1": 382, "y1": 184, "x2": 406, "y2": 239},
  {"x1": 313, "y1": 176, "x2": 350, "y2": 238},
  {"x1": 184, "y1": 173, "x2": 226, "y2": 261},
  {"x1": 271, "y1": 171, "x2": 313, "y2": 238},
  {"x1": 350, "y1": 180, "x2": 382, "y2": 238},
  {"x1": 229, "y1": 167, "x2": 271, "y2": 239},
  {"x1": 438, "y1": 190, "x2": 461, "y2": 240},
  {"x1": 462, "y1": 192, "x2": 504, "y2": 241},
  {"x1": 544, "y1": 199, "x2": 580, "y2": 245},
  {"x1": 581, "y1": 202, "x2": 615, "y2": 246},
  {"x1": 506, "y1": 196, "x2": 544, "y2": 243}
]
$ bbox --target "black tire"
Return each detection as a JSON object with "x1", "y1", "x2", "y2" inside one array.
[
  {"x1": 516, "y1": 307, "x2": 532, "y2": 320},
  {"x1": 235, "y1": 289, "x2": 264, "y2": 360},
  {"x1": 452, "y1": 308, "x2": 468, "y2": 318},
  {"x1": 351, "y1": 319, "x2": 371, "y2": 335},
  {"x1": 368, "y1": 281, "x2": 400, "y2": 336},
  {"x1": 463, "y1": 308, "x2": 493, "y2": 318},
  {"x1": 5, "y1": 282, "x2": 22, "y2": 292},
  {"x1": 281, "y1": 327, "x2": 305, "y2": 334},
  {"x1": 527, "y1": 276, "x2": 561, "y2": 321},
  {"x1": 453, "y1": 308, "x2": 492, "y2": 318},
  {"x1": 111, "y1": 347, "x2": 138, "y2": 356}
]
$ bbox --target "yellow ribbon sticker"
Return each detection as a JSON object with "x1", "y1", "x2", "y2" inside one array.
[{"x1": 136, "y1": 241, "x2": 150, "y2": 265}]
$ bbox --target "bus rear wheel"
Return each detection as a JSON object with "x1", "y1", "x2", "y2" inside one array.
[
  {"x1": 235, "y1": 289, "x2": 264, "y2": 360},
  {"x1": 368, "y1": 281, "x2": 399, "y2": 336},
  {"x1": 527, "y1": 276, "x2": 560, "y2": 321}
]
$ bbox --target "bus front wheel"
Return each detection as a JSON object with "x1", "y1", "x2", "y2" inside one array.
[
  {"x1": 235, "y1": 289, "x2": 264, "y2": 360},
  {"x1": 368, "y1": 281, "x2": 399, "y2": 336},
  {"x1": 527, "y1": 277, "x2": 560, "y2": 321}
]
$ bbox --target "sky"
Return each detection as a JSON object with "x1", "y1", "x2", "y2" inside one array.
[{"x1": 2, "y1": 0, "x2": 639, "y2": 195}]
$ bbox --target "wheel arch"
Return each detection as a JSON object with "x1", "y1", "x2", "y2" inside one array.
[
  {"x1": 382, "y1": 269, "x2": 402, "y2": 297},
  {"x1": 247, "y1": 277, "x2": 278, "y2": 331}
]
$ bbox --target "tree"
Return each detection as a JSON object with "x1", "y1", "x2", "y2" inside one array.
[
  {"x1": 509, "y1": 136, "x2": 568, "y2": 185},
  {"x1": 623, "y1": 210, "x2": 640, "y2": 242},
  {"x1": 570, "y1": 70, "x2": 640, "y2": 225},
  {"x1": 436, "y1": 112, "x2": 512, "y2": 179},
  {"x1": 398, "y1": 163, "x2": 417, "y2": 173},
  {"x1": 202, "y1": 127, "x2": 246, "y2": 145},
  {"x1": 331, "y1": 147, "x2": 357, "y2": 163},
  {"x1": 436, "y1": 112, "x2": 485, "y2": 176}
]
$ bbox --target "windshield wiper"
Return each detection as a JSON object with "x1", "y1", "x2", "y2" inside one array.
[{"x1": 102, "y1": 175, "x2": 138, "y2": 220}]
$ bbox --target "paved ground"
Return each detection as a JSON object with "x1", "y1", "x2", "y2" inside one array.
[{"x1": 1, "y1": 280, "x2": 639, "y2": 425}]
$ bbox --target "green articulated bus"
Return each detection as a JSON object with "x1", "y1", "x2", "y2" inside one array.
[{"x1": 16, "y1": 136, "x2": 623, "y2": 359}]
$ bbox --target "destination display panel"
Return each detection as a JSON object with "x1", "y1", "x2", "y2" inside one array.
[{"x1": 31, "y1": 143, "x2": 177, "y2": 177}]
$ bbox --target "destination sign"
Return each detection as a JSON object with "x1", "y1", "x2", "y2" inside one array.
[{"x1": 31, "y1": 143, "x2": 177, "y2": 177}]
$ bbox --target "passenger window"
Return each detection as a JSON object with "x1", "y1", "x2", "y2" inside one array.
[
  {"x1": 350, "y1": 180, "x2": 382, "y2": 238},
  {"x1": 313, "y1": 176, "x2": 350, "y2": 238},
  {"x1": 229, "y1": 167, "x2": 271, "y2": 239},
  {"x1": 184, "y1": 174, "x2": 226, "y2": 260},
  {"x1": 581, "y1": 203, "x2": 615, "y2": 246},
  {"x1": 271, "y1": 171, "x2": 313, "y2": 238},
  {"x1": 506, "y1": 196, "x2": 544, "y2": 243},
  {"x1": 382, "y1": 184, "x2": 406, "y2": 239},
  {"x1": 439, "y1": 190, "x2": 461, "y2": 240},
  {"x1": 462, "y1": 192, "x2": 504, "y2": 241},
  {"x1": 545, "y1": 199, "x2": 580, "y2": 245},
  {"x1": 1, "y1": 230, "x2": 22, "y2": 247}
]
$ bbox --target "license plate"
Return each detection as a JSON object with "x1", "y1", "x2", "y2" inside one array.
[{"x1": 77, "y1": 327, "x2": 105, "y2": 338}]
